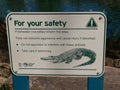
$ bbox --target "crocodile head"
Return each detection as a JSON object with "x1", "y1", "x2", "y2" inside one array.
[
  {"x1": 41, "y1": 56, "x2": 60, "y2": 63},
  {"x1": 41, "y1": 56, "x2": 58, "y2": 61}
]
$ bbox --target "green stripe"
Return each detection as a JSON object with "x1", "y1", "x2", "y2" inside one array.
[
  {"x1": 15, "y1": 28, "x2": 98, "y2": 30},
  {"x1": 19, "y1": 68, "x2": 96, "y2": 71}
]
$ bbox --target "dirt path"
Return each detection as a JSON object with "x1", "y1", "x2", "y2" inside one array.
[{"x1": 104, "y1": 66, "x2": 120, "y2": 90}]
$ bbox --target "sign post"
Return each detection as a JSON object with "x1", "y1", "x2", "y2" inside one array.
[
  {"x1": 12, "y1": 74, "x2": 104, "y2": 90},
  {"x1": 88, "y1": 75, "x2": 104, "y2": 90},
  {"x1": 6, "y1": 12, "x2": 106, "y2": 90},
  {"x1": 12, "y1": 74, "x2": 29, "y2": 90}
]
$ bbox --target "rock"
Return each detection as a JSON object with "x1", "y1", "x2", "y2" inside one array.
[
  {"x1": 0, "y1": 62, "x2": 12, "y2": 90},
  {"x1": 0, "y1": 63, "x2": 10, "y2": 69},
  {"x1": 0, "y1": 76, "x2": 6, "y2": 87},
  {"x1": 0, "y1": 63, "x2": 11, "y2": 78},
  {"x1": 0, "y1": 75, "x2": 13, "y2": 90},
  {"x1": 105, "y1": 58, "x2": 120, "y2": 68},
  {"x1": 105, "y1": 57, "x2": 115, "y2": 67},
  {"x1": 0, "y1": 51, "x2": 10, "y2": 63},
  {"x1": 0, "y1": 22, "x2": 8, "y2": 50},
  {"x1": 114, "y1": 59, "x2": 120, "y2": 68},
  {"x1": 0, "y1": 76, "x2": 12, "y2": 90},
  {"x1": 5, "y1": 75, "x2": 13, "y2": 90}
]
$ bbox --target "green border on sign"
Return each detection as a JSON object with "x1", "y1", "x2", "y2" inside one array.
[{"x1": 6, "y1": 12, "x2": 107, "y2": 77}]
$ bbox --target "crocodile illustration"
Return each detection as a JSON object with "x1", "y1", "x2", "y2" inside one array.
[{"x1": 41, "y1": 48, "x2": 96, "y2": 67}]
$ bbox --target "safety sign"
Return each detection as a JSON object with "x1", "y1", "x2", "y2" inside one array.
[{"x1": 6, "y1": 12, "x2": 106, "y2": 77}]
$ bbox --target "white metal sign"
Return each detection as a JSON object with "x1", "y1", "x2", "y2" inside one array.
[{"x1": 6, "y1": 12, "x2": 106, "y2": 77}]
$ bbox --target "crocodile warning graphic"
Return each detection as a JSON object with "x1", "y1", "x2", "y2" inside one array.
[{"x1": 41, "y1": 48, "x2": 96, "y2": 68}]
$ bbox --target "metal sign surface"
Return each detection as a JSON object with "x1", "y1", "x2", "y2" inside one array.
[{"x1": 6, "y1": 12, "x2": 106, "y2": 77}]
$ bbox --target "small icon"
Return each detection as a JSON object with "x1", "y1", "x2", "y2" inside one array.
[
  {"x1": 23, "y1": 63, "x2": 28, "y2": 67},
  {"x1": 97, "y1": 72, "x2": 100, "y2": 75},
  {"x1": 9, "y1": 17, "x2": 12, "y2": 20},
  {"x1": 99, "y1": 17, "x2": 102, "y2": 20},
  {"x1": 86, "y1": 18, "x2": 97, "y2": 27}
]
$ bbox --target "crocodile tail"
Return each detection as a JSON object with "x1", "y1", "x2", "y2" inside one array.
[{"x1": 73, "y1": 54, "x2": 96, "y2": 68}]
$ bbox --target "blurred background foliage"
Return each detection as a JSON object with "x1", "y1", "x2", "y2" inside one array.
[{"x1": 0, "y1": 0, "x2": 120, "y2": 52}]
